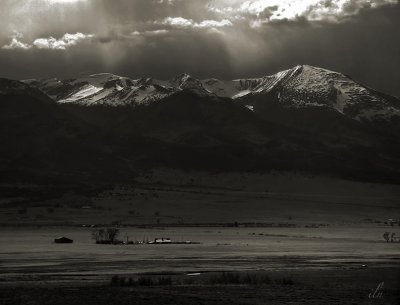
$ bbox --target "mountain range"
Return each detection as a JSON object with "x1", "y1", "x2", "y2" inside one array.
[{"x1": 1, "y1": 65, "x2": 400, "y2": 184}]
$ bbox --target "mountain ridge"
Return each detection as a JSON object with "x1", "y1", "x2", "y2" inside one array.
[
  {"x1": 1, "y1": 65, "x2": 400, "y2": 184},
  {"x1": 23, "y1": 65, "x2": 400, "y2": 125}
]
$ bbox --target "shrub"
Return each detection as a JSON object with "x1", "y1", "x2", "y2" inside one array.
[
  {"x1": 276, "y1": 277, "x2": 294, "y2": 285},
  {"x1": 18, "y1": 208, "x2": 27, "y2": 215},
  {"x1": 110, "y1": 275, "x2": 172, "y2": 287},
  {"x1": 157, "y1": 277, "x2": 172, "y2": 286},
  {"x1": 209, "y1": 272, "x2": 272, "y2": 285},
  {"x1": 242, "y1": 274, "x2": 271, "y2": 285},
  {"x1": 210, "y1": 272, "x2": 240, "y2": 285},
  {"x1": 137, "y1": 276, "x2": 154, "y2": 286},
  {"x1": 111, "y1": 275, "x2": 119, "y2": 286},
  {"x1": 119, "y1": 277, "x2": 127, "y2": 286},
  {"x1": 260, "y1": 274, "x2": 272, "y2": 284}
]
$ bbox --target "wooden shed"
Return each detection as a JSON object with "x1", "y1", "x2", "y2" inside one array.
[{"x1": 54, "y1": 237, "x2": 73, "y2": 244}]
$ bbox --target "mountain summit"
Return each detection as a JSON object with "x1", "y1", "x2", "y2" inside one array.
[
  {"x1": 24, "y1": 65, "x2": 400, "y2": 125},
  {"x1": 1, "y1": 65, "x2": 399, "y2": 183}
]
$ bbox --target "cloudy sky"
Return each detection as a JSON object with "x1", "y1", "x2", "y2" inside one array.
[{"x1": 0, "y1": 0, "x2": 399, "y2": 96}]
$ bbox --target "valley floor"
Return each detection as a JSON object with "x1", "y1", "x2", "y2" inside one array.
[
  {"x1": 0, "y1": 223, "x2": 399, "y2": 304},
  {"x1": 0, "y1": 267, "x2": 399, "y2": 305},
  {"x1": 1, "y1": 171, "x2": 399, "y2": 304}
]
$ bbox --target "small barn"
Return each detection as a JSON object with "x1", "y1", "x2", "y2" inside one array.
[{"x1": 54, "y1": 237, "x2": 73, "y2": 244}]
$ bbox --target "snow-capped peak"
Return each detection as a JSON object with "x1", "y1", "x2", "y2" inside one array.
[
  {"x1": 235, "y1": 64, "x2": 400, "y2": 122},
  {"x1": 23, "y1": 65, "x2": 400, "y2": 123},
  {"x1": 168, "y1": 73, "x2": 211, "y2": 96}
]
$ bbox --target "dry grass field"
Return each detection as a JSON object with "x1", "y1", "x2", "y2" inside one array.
[{"x1": 1, "y1": 171, "x2": 399, "y2": 304}]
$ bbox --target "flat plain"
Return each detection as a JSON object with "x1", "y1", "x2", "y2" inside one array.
[{"x1": 1, "y1": 171, "x2": 399, "y2": 304}]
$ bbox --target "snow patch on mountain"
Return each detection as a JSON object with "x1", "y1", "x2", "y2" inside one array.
[
  {"x1": 236, "y1": 65, "x2": 400, "y2": 122},
  {"x1": 232, "y1": 90, "x2": 251, "y2": 99},
  {"x1": 58, "y1": 84, "x2": 102, "y2": 103},
  {"x1": 356, "y1": 106, "x2": 400, "y2": 121},
  {"x1": 201, "y1": 79, "x2": 242, "y2": 98},
  {"x1": 24, "y1": 65, "x2": 400, "y2": 123}
]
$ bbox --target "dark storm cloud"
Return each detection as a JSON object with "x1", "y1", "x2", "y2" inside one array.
[
  {"x1": 0, "y1": 0, "x2": 399, "y2": 96},
  {"x1": 216, "y1": 3, "x2": 400, "y2": 97}
]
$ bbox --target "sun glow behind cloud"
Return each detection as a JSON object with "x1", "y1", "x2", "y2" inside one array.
[
  {"x1": 46, "y1": 0, "x2": 86, "y2": 3},
  {"x1": 0, "y1": 0, "x2": 398, "y2": 97},
  {"x1": 209, "y1": 0, "x2": 399, "y2": 24},
  {"x1": 2, "y1": 32, "x2": 93, "y2": 50}
]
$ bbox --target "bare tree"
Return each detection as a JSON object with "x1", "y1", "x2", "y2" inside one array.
[
  {"x1": 92, "y1": 228, "x2": 111, "y2": 243},
  {"x1": 107, "y1": 228, "x2": 120, "y2": 243},
  {"x1": 92, "y1": 230, "x2": 100, "y2": 242},
  {"x1": 383, "y1": 232, "x2": 390, "y2": 242},
  {"x1": 98, "y1": 229, "x2": 105, "y2": 241}
]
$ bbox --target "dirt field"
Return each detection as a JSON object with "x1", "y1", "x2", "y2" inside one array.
[
  {"x1": 1, "y1": 267, "x2": 399, "y2": 305},
  {"x1": 1, "y1": 171, "x2": 399, "y2": 304},
  {"x1": 1, "y1": 171, "x2": 400, "y2": 226},
  {"x1": 0, "y1": 224, "x2": 399, "y2": 283}
]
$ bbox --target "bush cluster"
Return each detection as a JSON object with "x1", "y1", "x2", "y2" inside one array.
[
  {"x1": 209, "y1": 272, "x2": 272, "y2": 285},
  {"x1": 110, "y1": 273, "x2": 295, "y2": 287},
  {"x1": 111, "y1": 275, "x2": 172, "y2": 287}
]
